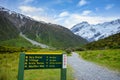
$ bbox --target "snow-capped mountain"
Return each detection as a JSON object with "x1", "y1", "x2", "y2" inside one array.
[
  {"x1": 0, "y1": 6, "x2": 33, "y2": 20},
  {"x1": 71, "y1": 19, "x2": 120, "y2": 42},
  {"x1": 0, "y1": 6, "x2": 46, "y2": 28}
]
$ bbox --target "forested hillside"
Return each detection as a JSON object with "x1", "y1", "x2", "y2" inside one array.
[{"x1": 85, "y1": 33, "x2": 120, "y2": 50}]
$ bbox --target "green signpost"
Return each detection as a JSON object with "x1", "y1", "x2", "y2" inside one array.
[{"x1": 18, "y1": 53, "x2": 67, "y2": 80}]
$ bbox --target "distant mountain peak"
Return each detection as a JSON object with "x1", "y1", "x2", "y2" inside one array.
[
  {"x1": 71, "y1": 21, "x2": 90, "y2": 33},
  {"x1": 73, "y1": 21, "x2": 89, "y2": 27},
  {"x1": 0, "y1": 6, "x2": 9, "y2": 11},
  {"x1": 80, "y1": 21, "x2": 89, "y2": 24},
  {"x1": 71, "y1": 19, "x2": 120, "y2": 42},
  {"x1": 110, "y1": 19, "x2": 120, "y2": 24}
]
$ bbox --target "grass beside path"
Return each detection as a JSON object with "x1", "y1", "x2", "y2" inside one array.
[
  {"x1": 78, "y1": 49, "x2": 120, "y2": 72},
  {"x1": 0, "y1": 52, "x2": 73, "y2": 80}
]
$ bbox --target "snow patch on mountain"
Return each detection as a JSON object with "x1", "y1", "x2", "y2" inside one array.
[
  {"x1": 71, "y1": 19, "x2": 120, "y2": 42},
  {"x1": 0, "y1": 6, "x2": 47, "y2": 24},
  {"x1": 0, "y1": 6, "x2": 34, "y2": 21}
]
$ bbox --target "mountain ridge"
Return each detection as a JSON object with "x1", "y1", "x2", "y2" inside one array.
[
  {"x1": 71, "y1": 19, "x2": 120, "y2": 42},
  {"x1": 0, "y1": 6, "x2": 87, "y2": 49}
]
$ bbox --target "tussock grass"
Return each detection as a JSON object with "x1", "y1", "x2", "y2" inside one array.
[
  {"x1": 27, "y1": 48, "x2": 63, "y2": 54},
  {"x1": 78, "y1": 49, "x2": 120, "y2": 72},
  {"x1": 0, "y1": 36, "x2": 33, "y2": 48}
]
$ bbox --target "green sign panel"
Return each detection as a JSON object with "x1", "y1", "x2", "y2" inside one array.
[
  {"x1": 18, "y1": 53, "x2": 67, "y2": 80},
  {"x1": 24, "y1": 54, "x2": 62, "y2": 69}
]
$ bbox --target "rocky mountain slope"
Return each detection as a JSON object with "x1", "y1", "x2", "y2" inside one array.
[
  {"x1": 71, "y1": 20, "x2": 120, "y2": 42},
  {"x1": 0, "y1": 13, "x2": 19, "y2": 41},
  {"x1": 0, "y1": 6, "x2": 87, "y2": 48}
]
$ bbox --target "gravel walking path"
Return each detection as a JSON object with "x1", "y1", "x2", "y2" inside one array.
[{"x1": 68, "y1": 52, "x2": 120, "y2": 80}]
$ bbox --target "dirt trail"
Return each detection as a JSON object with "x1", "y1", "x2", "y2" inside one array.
[{"x1": 68, "y1": 52, "x2": 120, "y2": 80}]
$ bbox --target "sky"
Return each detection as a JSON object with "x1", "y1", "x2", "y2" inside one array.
[{"x1": 0, "y1": 0, "x2": 120, "y2": 29}]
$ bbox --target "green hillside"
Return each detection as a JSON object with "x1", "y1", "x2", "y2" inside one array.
[
  {"x1": 0, "y1": 36, "x2": 33, "y2": 48},
  {"x1": 21, "y1": 22, "x2": 87, "y2": 48},
  {"x1": 0, "y1": 36, "x2": 36, "y2": 53},
  {"x1": 85, "y1": 33, "x2": 120, "y2": 50}
]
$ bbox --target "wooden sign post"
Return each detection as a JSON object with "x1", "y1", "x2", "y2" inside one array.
[
  {"x1": 18, "y1": 53, "x2": 67, "y2": 80},
  {"x1": 61, "y1": 54, "x2": 67, "y2": 80},
  {"x1": 18, "y1": 53, "x2": 25, "y2": 80}
]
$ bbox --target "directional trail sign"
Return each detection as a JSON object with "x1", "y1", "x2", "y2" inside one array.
[
  {"x1": 18, "y1": 53, "x2": 67, "y2": 80},
  {"x1": 24, "y1": 54, "x2": 62, "y2": 69}
]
